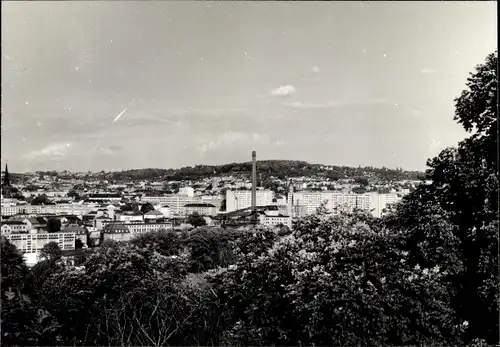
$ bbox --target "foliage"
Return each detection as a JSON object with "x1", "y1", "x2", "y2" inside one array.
[
  {"x1": 100, "y1": 160, "x2": 422, "y2": 182},
  {"x1": 31, "y1": 194, "x2": 51, "y2": 205},
  {"x1": 383, "y1": 51, "x2": 498, "y2": 344},
  {"x1": 140, "y1": 202, "x2": 155, "y2": 214},
  {"x1": 1, "y1": 238, "x2": 61, "y2": 346},
  {"x1": 39, "y1": 242, "x2": 63, "y2": 261},
  {"x1": 46, "y1": 217, "x2": 62, "y2": 233},
  {"x1": 208, "y1": 212, "x2": 465, "y2": 346},
  {"x1": 186, "y1": 212, "x2": 207, "y2": 228}
]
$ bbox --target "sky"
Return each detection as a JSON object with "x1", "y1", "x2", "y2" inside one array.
[{"x1": 1, "y1": 1, "x2": 497, "y2": 173}]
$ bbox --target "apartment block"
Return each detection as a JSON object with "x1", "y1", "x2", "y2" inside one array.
[
  {"x1": 4, "y1": 231, "x2": 76, "y2": 254},
  {"x1": 226, "y1": 189, "x2": 274, "y2": 212}
]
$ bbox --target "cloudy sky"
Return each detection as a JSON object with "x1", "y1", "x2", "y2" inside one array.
[{"x1": 1, "y1": 1, "x2": 497, "y2": 173}]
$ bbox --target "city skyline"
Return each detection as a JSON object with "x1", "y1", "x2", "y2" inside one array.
[{"x1": 1, "y1": 1, "x2": 497, "y2": 172}]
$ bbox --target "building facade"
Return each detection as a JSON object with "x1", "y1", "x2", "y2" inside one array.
[
  {"x1": 226, "y1": 189, "x2": 274, "y2": 212},
  {"x1": 3, "y1": 231, "x2": 76, "y2": 254},
  {"x1": 184, "y1": 203, "x2": 217, "y2": 216}
]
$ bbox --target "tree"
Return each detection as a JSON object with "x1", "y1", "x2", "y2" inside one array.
[
  {"x1": 186, "y1": 212, "x2": 207, "y2": 228},
  {"x1": 209, "y1": 211, "x2": 465, "y2": 346},
  {"x1": 31, "y1": 194, "x2": 50, "y2": 205},
  {"x1": 1, "y1": 237, "x2": 61, "y2": 346},
  {"x1": 140, "y1": 202, "x2": 155, "y2": 214},
  {"x1": 40, "y1": 242, "x2": 63, "y2": 261},
  {"x1": 75, "y1": 239, "x2": 84, "y2": 249},
  {"x1": 384, "y1": 51, "x2": 498, "y2": 344},
  {"x1": 47, "y1": 218, "x2": 62, "y2": 233}
]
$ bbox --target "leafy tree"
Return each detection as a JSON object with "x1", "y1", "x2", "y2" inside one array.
[
  {"x1": 186, "y1": 212, "x2": 207, "y2": 228},
  {"x1": 209, "y1": 211, "x2": 465, "y2": 346},
  {"x1": 1, "y1": 238, "x2": 61, "y2": 346},
  {"x1": 354, "y1": 176, "x2": 369, "y2": 186},
  {"x1": 130, "y1": 229, "x2": 181, "y2": 257},
  {"x1": 47, "y1": 217, "x2": 62, "y2": 233},
  {"x1": 181, "y1": 227, "x2": 237, "y2": 273},
  {"x1": 384, "y1": 51, "x2": 498, "y2": 344},
  {"x1": 40, "y1": 242, "x2": 63, "y2": 261},
  {"x1": 140, "y1": 202, "x2": 155, "y2": 214},
  {"x1": 67, "y1": 190, "x2": 80, "y2": 200},
  {"x1": 31, "y1": 194, "x2": 50, "y2": 205},
  {"x1": 38, "y1": 240, "x2": 220, "y2": 346}
]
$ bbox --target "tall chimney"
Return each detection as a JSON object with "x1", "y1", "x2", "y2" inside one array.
[
  {"x1": 251, "y1": 151, "x2": 257, "y2": 222},
  {"x1": 287, "y1": 180, "x2": 293, "y2": 218}
]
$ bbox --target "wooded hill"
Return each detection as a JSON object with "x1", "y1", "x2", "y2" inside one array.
[{"x1": 102, "y1": 161, "x2": 424, "y2": 182}]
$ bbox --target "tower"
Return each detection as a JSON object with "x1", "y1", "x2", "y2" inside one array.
[
  {"x1": 3, "y1": 163, "x2": 10, "y2": 187},
  {"x1": 251, "y1": 151, "x2": 257, "y2": 223},
  {"x1": 287, "y1": 180, "x2": 293, "y2": 218}
]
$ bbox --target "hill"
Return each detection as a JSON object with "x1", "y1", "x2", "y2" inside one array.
[{"x1": 103, "y1": 160, "x2": 423, "y2": 182}]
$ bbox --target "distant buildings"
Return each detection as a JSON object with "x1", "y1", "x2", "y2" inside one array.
[
  {"x1": 226, "y1": 189, "x2": 274, "y2": 212},
  {"x1": 290, "y1": 191, "x2": 402, "y2": 218},
  {"x1": 184, "y1": 203, "x2": 217, "y2": 216},
  {"x1": 4, "y1": 230, "x2": 76, "y2": 254}
]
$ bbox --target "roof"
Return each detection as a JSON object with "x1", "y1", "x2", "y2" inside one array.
[
  {"x1": 184, "y1": 203, "x2": 216, "y2": 208},
  {"x1": 2, "y1": 221, "x2": 26, "y2": 225},
  {"x1": 93, "y1": 215, "x2": 112, "y2": 220},
  {"x1": 88, "y1": 194, "x2": 121, "y2": 198},
  {"x1": 63, "y1": 225, "x2": 88, "y2": 234},
  {"x1": 103, "y1": 223, "x2": 130, "y2": 232},
  {"x1": 61, "y1": 249, "x2": 86, "y2": 257},
  {"x1": 26, "y1": 217, "x2": 45, "y2": 225},
  {"x1": 145, "y1": 210, "x2": 163, "y2": 216}
]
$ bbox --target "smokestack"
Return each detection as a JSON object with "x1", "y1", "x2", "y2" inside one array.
[{"x1": 252, "y1": 151, "x2": 257, "y2": 222}]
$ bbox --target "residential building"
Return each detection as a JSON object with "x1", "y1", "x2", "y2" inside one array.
[
  {"x1": 1, "y1": 221, "x2": 29, "y2": 234},
  {"x1": 115, "y1": 211, "x2": 144, "y2": 223},
  {"x1": 291, "y1": 191, "x2": 402, "y2": 218},
  {"x1": 124, "y1": 221, "x2": 173, "y2": 235},
  {"x1": 23, "y1": 217, "x2": 47, "y2": 231},
  {"x1": 259, "y1": 214, "x2": 292, "y2": 229},
  {"x1": 141, "y1": 195, "x2": 202, "y2": 215},
  {"x1": 226, "y1": 189, "x2": 274, "y2": 212},
  {"x1": 144, "y1": 209, "x2": 164, "y2": 220},
  {"x1": 62, "y1": 225, "x2": 89, "y2": 247},
  {"x1": 102, "y1": 223, "x2": 131, "y2": 242},
  {"x1": 93, "y1": 216, "x2": 113, "y2": 229},
  {"x1": 154, "y1": 204, "x2": 171, "y2": 218},
  {"x1": 184, "y1": 203, "x2": 217, "y2": 216},
  {"x1": 3, "y1": 230, "x2": 76, "y2": 254}
]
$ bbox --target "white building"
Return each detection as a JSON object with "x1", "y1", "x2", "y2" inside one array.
[
  {"x1": 144, "y1": 210, "x2": 164, "y2": 220},
  {"x1": 141, "y1": 196, "x2": 201, "y2": 215},
  {"x1": 3, "y1": 230, "x2": 76, "y2": 254},
  {"x1": 184, "y1": 203, "x2": 217, "y2": 216},
  {"x1": 178, "y1": 187, "x2": 195, "y2": 197},
  {"x1": 226, "y1": 189, "x2": 274, "y2": 212},
  {"x1": 1, "y1": 221, "x2": 29, "y2": 234},
  {"x1": 259, "y1": 211, "x2": 292, "y2": 229},
  {"x1": 291, "y1": 191, "x2": 402, "y2": 218},
  {"x1": 126, "y1": 221, "x2": 173, "y2": 235},
  {"x1": 115, "y1": 212, "x2": 144, "y2": 223},
  {"x1": 154, "y1": 204, "x2": 171, "y2": 218}
]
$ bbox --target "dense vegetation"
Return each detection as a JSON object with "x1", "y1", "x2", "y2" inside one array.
[
  {"x1": 22, "y1": 162, "x2": 422, "y2": 183},
  {"x1": 93, "y1": 161, "x2": 423, "y2": 182},
  {"x1": 1, "y1": 52, "x2": 497, "y2": 346}
]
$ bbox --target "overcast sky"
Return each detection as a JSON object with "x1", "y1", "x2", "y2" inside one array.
[{"x1": 1, "y1": 1, "x2": 497, "y2": 173}]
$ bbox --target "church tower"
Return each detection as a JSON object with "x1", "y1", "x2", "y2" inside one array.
[{"x1": 3, "y1": 163, "x2": 10, "y2": 187}]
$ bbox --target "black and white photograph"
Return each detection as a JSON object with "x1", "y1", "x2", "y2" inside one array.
[{"x1": 1, "y1": 1, "x2": 498, "y2": 346}]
